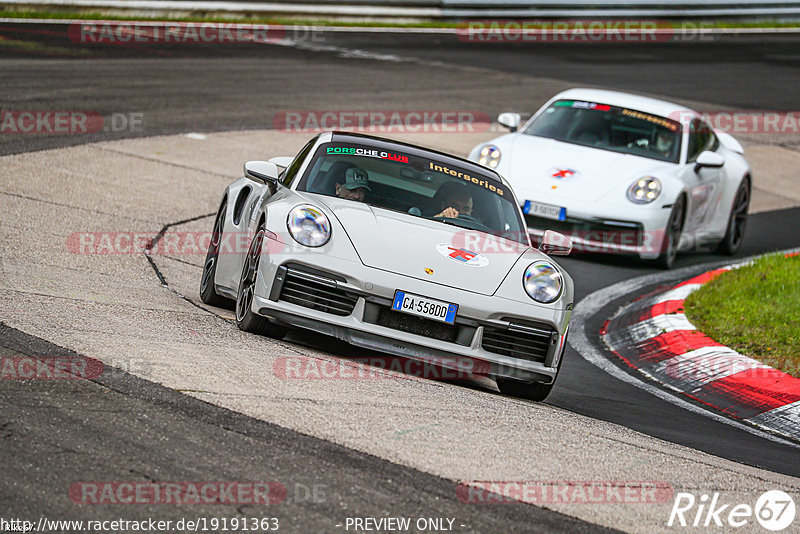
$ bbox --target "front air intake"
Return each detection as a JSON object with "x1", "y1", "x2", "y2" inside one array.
[
  {"x1": 277, "y1": 267, "x2": 358, "y2": 317},
  {"x1": 481, "y1": 322, "x2": 555, "y2": 363}
]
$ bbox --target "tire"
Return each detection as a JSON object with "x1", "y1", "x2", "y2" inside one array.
[
  {"x1": 495, "y1": 341, "x2": 565, "y2": 402},
  {"x1": 715, "y1": 178, "x2": 750, "y2": 256},
  {"x1": 654, "y1": 195, "x2": 686, "y2": 270},
  {"x1": 200, "y1": 200, "x2": 235, "y2": 308},
  {"x1": 235, "y1": 225, "x2": 287, "y2": 339},
  {"x1": 496, "y1": 377, "x2": 555, "y2": 402}
]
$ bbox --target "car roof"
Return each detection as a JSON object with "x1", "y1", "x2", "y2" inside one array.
[
  {"x1": 550, "y1": 88, "x2": 695, "y2": 122},
  {"x1": 327, "y1": 131, "x2": 508, "y2": 186}
]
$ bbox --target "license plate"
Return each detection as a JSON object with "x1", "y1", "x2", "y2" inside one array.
[
  {"x1": 391, "y1": 290, "x2": 458, "y2": 324},
  {"x1": 523, "y1": 200, "x2": 567, "y2": 221}
]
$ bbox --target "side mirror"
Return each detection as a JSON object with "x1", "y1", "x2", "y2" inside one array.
[
  {"x1": 244, "y1": 161, "x2": 280, "y2": 184},
  {"x1": 268, "y1": 156, "x2": 293, "y2": 169},
  {"x1": 497, "y1": 112, "x2": 522, "y2": 132},
  {"x1": 539, "y1": 230, "x2": 572, "y2": 256},
  {"x1": 694, "y1": 151, "x2": 725, "y2": 173}
]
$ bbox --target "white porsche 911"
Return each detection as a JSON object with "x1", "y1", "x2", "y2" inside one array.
[
  {"x1": 200, "y1": 132, "x2": 574, "y2": 401},
  {"x1": 469, "y1": 88, "x2": 752, "y2": 268}
]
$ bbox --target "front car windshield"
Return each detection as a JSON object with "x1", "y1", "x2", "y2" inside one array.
[
  {"x1": 296, "y1": 142, "x2": 528, "y2": 245},
  {"x1": 523, "y1": 99, "x2": 682, "y2": 163}
]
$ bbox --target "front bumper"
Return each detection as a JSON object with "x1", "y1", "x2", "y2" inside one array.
[
  {"x1": 522, "y1": 199, "x2": 673, "y2": 260},
  {"x1": 251, "y1": 248, "x2": 571, "y2": 383}
]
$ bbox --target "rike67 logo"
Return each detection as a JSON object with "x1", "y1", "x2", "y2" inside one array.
[{"x1": 668, "y1": 490, "x2": 796, "y2": 531}]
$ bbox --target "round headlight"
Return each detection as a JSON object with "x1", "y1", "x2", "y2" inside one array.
[
  {"x1": 287, "y1": 205, "x2": 331, "y2": 247},
  {"x1": 478, "y1": 144, "x2": 501, "y2": 169},
  {"x1": 627, "y1": 177, "x2": 662, "y2": 204},
  {"x1": 523, "y1": 261, "x2": 563, "y2": 303}
]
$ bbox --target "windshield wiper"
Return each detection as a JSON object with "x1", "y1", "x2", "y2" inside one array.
[{"x1": 430, "y1": 216, "x2": 464, "y2": 228}]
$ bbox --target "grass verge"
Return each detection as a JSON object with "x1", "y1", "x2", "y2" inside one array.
[
  {"x1": 683, "y1": 253, "x2": 800, "y2": 378},
  {"x1": 0, "y1": 9, "x2": 453, "y2": 27}
]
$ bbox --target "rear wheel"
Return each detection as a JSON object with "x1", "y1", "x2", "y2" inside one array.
[
  {"x1": 200, "y1": 200, "x2": 234, "y2": 308},
  {"x1": 235, "y1": 225, "x2": 287, "y2": 339},
  {"x1": 715, "y1": 178, "x2": 750, "y2": 255},
  {"x1": 654, "y1": 195, "x2": 685, "y2": 270}
]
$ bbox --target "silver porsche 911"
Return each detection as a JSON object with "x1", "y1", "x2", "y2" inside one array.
[{"x1": 200, "y1": 131, "x2": 574, "y2": 400}]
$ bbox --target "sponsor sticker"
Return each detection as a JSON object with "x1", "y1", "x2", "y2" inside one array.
[
  {"x1": 550, "y1": 168, "x2": 579, "y2": 180},
  {"x1": 326, "y1": 146, "x2": 409, "y2": 163},
  {"x1": 436, "y1": 243, "x2": 489, "y2": 267},
  {"x1": 427, "y1": 162, "x2": 505, "y2": 196}
]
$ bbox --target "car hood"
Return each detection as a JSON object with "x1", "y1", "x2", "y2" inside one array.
[
  {"x1": 502, "y1": 135, "x2": 671, "y2": 204},
  {"x1": 316, "y1": 196, "x2": 529, "y2": 296}
]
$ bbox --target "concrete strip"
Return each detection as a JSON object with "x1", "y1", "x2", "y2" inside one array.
[
  {"x1": 1, "y1": 130, "x2": 800, "y2": 533},
  {"x1": 741, "y1": 144, "x2": 800, "y2": 211}
]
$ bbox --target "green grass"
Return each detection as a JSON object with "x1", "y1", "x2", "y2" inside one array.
[
  {"x1": 0, "y1": 9, "x2": 459, "y2": 27},
  {"x1": 0, "y1": 34, "x2": 94, "y2": 55},
  {"x1": 3, "y1": 9, "x2": 800, "y2": 30},
  {"x1": 683, "y1": 253, "x2": 800, "y2": 378}
]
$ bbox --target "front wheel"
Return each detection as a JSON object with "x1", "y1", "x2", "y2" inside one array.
[
  {"x1": 235, "y1": 226, "x2": 287, "y2": 339},
  {"x1": 496, "y1": 378, "x2": 555, "y2": 402},
  {"x1": 654, "y1": 196, "x2": 685, "y2": 270},
  {"x1": 715, "y1": 178, "x2": 750, "y2": 255}
]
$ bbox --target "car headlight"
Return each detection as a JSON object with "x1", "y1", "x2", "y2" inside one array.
[
  {"x1": 287, "y1": 205, "x2": 331, "y2": 247},
  {"x1": 627, "y1": 177, "x2": 662, "y2": 204},
  {"x1": 478, "y1": 144, "x2": 501, "y2": 169},
  {"x1": 523, "y1": 261, "x2": 563, "y2": 304}
]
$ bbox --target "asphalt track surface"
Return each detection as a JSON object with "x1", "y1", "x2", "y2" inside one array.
[
  {"x1": 0, "y1": 324, "x2": 610, "y2": 533},
  {"x1": 4, "y1": 25, "x2": 800, "y2": 155},
  {"x1": 2, "y1": 23, "x2": 800, "y2": 530}
]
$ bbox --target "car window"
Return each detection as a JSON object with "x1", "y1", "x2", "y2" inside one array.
[
  {"x1": 281, "y1": 135, "x2": 318, "y2": 187},
  {"x1": 687, "y1": 119, "x2": 717, "y2": 162},
  {"x1": 523, "y1": 100, "x2": 682, "y2": 163},
  {"x1": 296, "y1": 142, "x2": 528, "y2": 245}
]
